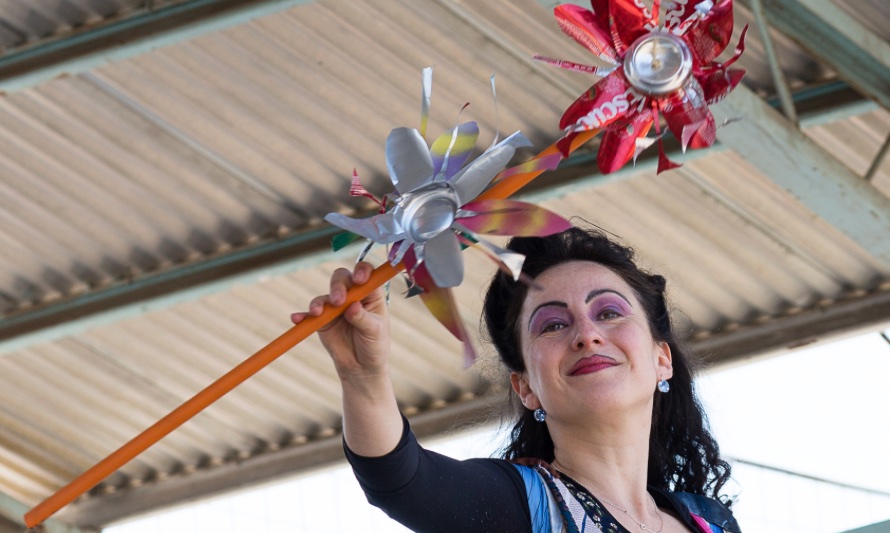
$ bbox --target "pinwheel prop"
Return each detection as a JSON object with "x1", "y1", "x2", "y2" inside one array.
[
  {"x1": 25, "y1": 3, "x2": 748, "y2": 527},
  {"x1": 326, "y1": 69, "x2": 571, "y2": 364},
  {"x1": 536, "y1": 0, "x2": 747, "y2": 174},
  {"x1": 22, "y1": 72, "x2": 594, "y2": 531}
]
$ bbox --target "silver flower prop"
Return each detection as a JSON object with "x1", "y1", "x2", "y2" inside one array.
[{"x1": 326, "y1": 126, "x2": 533, "y2": 288}]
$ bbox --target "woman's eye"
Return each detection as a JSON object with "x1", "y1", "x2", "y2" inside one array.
[
  {"x1": 596, "y1": 308, "x2": 623, "y2": 320},
  {"x1": 540, "y1": 321, "x2": 567, "y2": 334}
]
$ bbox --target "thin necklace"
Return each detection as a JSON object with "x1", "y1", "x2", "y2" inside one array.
[
  {"x1": 552, "y1": 461, "x2": 664, "y2": 533},
  {"x1": 595, "y1": 492, "x2": 664, "y2": 533}
]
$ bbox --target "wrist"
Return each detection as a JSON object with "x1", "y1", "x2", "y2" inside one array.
[{"x1": 339, "y1": 366, "x2": 393, "y2": 398}]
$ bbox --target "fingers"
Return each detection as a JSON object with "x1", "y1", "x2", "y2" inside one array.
[
  {"x1": 329, "y1": 262, "x2": 376, "y2": 305},
  {"x1": 291, "y1": 262, "x2": 379, "y2": 325}
]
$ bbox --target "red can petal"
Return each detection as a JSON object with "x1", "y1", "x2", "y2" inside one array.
[
  {"x1": 607, "y1": 0, "x2": 657, "y2": 55},
  {"x1": 559, "y1": 69, "x2": 639, "y2": 133},
  {"x1": 697, "y1": 67, "x2": 745, "y2": 104},
  {"x1": 662, "y1": 78, "x2": 717, "y2": 150},
  {"x1": 554, "y1": 4, "x2": 619, "y2": 64},
  {"x1": 596, "y1": 109, "x2": 654, "y2": 174},
  {"x1": 589, "y1": 0, "x2": 613, "y2": 39},
  {"x1": 657, "y1": 144, "x2": 682, "y2": 173},
  {"x1": 720, "y1": 24, "x2": 749, "y2": 70},
  {"x1": 683, "y1": 0, "x2": 734, "y2": 64},
  {"x1": 663, "y1": 0, "x2": 706, "y2": 31},
  {"x1": 652, "y1": 108, "x2": 683, "y2": 174}
]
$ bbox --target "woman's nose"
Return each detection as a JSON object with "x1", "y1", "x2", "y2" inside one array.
[{"x1": 572, "y1": 320, "x2": 604, "y2": 350}]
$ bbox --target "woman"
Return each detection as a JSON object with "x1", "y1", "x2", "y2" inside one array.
[{"x1": 292, "y1": 227, "x2": 739, "y2": 532}]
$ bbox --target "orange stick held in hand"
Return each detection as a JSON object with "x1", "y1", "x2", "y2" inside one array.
[{"x1": 24, "y1": 129, "x2": 598, "y2": 528}]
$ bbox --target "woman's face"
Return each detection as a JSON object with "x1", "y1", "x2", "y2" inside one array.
[{"x1": 511, "y1": 261, "x2": 672, "y2": 423}]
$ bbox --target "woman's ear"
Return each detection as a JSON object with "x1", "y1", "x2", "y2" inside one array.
[
  {"x1": 510, "y1": 372, "x2": 541, "y2": 411},
  {"x1": 656, "y1": 341, "x2": 673, "y2": 380}
]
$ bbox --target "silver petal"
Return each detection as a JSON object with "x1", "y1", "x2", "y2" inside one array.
[
  {"x1": 450, "y1": 131, "x2": 532, "y2": 205},
  {"x1": 324, "y1": 212, "x2": 405, "y2": 244},
  {"x1": 463, "y1": 231, "x2": 525, "y2": 281},
  {"x1": 386, "y1": 127, "x2": 434, "y2": 192},
  {"x1": 422, "y1": 231, "x2": 464, "y2": 288}
]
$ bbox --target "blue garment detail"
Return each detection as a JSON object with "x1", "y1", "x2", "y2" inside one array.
[
  {"x1": 665, "y1": 490, "x2": 740, "y2": 532},
  {"x1": 513, "y1": 465, "x2": 553, "y2": 532}
]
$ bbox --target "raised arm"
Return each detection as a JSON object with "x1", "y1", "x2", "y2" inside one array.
[{"x1": 291, "y1": 261, "x2": 402, "y2": 457}]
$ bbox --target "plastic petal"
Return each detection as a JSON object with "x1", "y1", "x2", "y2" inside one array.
[
  {"x1": 388, "y1": 239, "x2": 411, "y2": 267},
  {"x1": 596, "y1": 109, "x2": 654, "y2": 173},
  {"x1": 682, "y1": 0, "x2": 734, "y2": 64},
  {"x1": 450, "y1": 131, "x2": 531, "y2": 206},
  {"x1": 331, "y1": 231, "x2": 362, "y2": 252},
  {"x1": 495, "y1": 152, "x2": 564, "y2": 183},
  {"x1": 553, "y1": 4, "x2": 619, "y2": 64},
  {"x1": 421, "y1": 230, "x2": 464, "y2": 288},
  {"x1": 457, "y1": 199, "x2": 572, "y2": 236},
  {"x1": 431, "y1": 121, "x2": 479, "y2": 181},
  {"x1": 419, "y1": 286, "x2": 477, "y2": 366},
  {"x1": 324, "y1": 212, "x2": 404, "y2": 244},
  {"x1": 386, "y1": 127, "x2": 434, "y2": 192},
  {"x1": 419, "y1": 67, "x2": 433, "y2": 139}
]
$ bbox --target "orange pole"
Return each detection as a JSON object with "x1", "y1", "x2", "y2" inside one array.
[{"x1": 24, "y1": 129, "x2": 598, "y2": 528}]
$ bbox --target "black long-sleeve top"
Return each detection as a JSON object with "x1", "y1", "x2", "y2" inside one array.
[
  {"x1": 344, "y1": 418, "x2": 532, "y2": 532},
  {"x1": 344, "y1": 418, "x2": 741, "y2": 533}
]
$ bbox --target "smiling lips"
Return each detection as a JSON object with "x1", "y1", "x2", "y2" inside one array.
[{"x1": 569, "y1": 355, "x2": 619, "y2": 376}]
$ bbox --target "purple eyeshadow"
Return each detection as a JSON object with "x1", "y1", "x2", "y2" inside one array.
[
  {"x1": 590, "y1": 294, "x2": 632, "y2": 318},
  {"x1": 529, "y1": 307, "x2": 570, "y2": 334}
]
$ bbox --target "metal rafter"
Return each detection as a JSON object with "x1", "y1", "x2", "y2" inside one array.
[
  {"x1": 711, "y1": 83, "x2": 890, "y2": 268},
  {"x1": 0, "y1": 0, "x2": 315, "y2": 92},
  {"x1": 739, "y1": 0, "x2": 890, "y2": 111}
]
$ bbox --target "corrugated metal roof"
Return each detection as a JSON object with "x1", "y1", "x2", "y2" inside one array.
[
  {"x1": 0, "y1": 0, "x2": 187, "y2": 54},
  {"x1": 0, "y1": 0, "x2": 888, "y2": 528}
]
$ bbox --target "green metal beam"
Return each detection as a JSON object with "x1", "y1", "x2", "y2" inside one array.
[
  {"x1": 842, "y1": 520, "x2": 890, "y2": 533},
  {"x1": 0, "y1": 225, "x2": 347, "y2": 354},
  {"x1": 739, "y1": 0, "x2": 890, "y2": 111},
  {"x1": 0, "y1": 0, "x2": 315, "y2": 92},
  {"x1": 711, "y1": 83, "x2": 890, "y2": 268}
]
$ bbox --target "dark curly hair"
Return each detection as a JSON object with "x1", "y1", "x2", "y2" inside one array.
[{"x1": 483, "y1": 226, "x2": 732, "y2": 504}]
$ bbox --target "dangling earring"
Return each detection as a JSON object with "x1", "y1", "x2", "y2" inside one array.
[
  {"x1": 657, "y1": 379, "x2": 670, "y2": 393},
  {"x1": 533, "y1": 408, "x2": 547, "y2": 422}
]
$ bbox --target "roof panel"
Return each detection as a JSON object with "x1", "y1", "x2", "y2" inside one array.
[{"x1": 0, "y1": 0, "x2": 888, "y2": 527}]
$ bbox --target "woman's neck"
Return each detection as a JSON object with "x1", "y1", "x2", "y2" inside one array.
[{"x1": 550, "y1": 408, "x2": 654, "y2": 513}]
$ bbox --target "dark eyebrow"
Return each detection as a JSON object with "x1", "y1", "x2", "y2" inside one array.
[
  {"x1": 586, "y1": 289, "x2": 632, "y2": 305},
  {"x1": 527, "y1": 301, "x2": 567, "y2": 331}
]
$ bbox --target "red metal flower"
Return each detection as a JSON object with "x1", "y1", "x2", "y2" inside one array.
[{"x1": 538, "y1": 0, "x2": 747, "y2": 173}]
